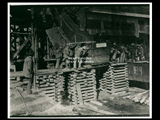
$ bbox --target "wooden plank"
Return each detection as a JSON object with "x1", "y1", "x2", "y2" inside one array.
[
  {"x1": 80, "y1": 85, "x2": 95, "y2": 90},
  {"x1": 114, "y1": 84, "x2": 127, "y2": 89},
  {"x1": 76, "y1": 83, "x2": 83, "y2": 105},
  {"x1": 114, "y1": 74, "x2": 126, "y2": 78},
  {"x1": 113, "y1": 69, "x2": 125, "y2": 73},
  {"x1": 113, "y1": 72, "x2": 126, "y2": 75},
  {"x1": 113, "y1": 87, "x2": 128, "y2": 92},
  {"x1": 114, "y1": 78, "x2": 126, "y2": 81},
  {"x1": 45, "y1": 92, "x2": 55, "y2": 95},
  {"x1": 77, "y1": 80, "x2": 94, "y2": 84},
  {"x1": 38, "y1": 84, "x2": 52, "y2": 88},
  {"x1": 83, "y1": 96, "x2": 94, "y2": 100},
  {"x1": 90, "y1": 100, "x2": 103, "y2": 106},
  {"x1": 82, "y1": 92, "x2": 95, "y2": 96},
  {"x1": 111, "y1": 63, "x2": 127, "y2": 66},
  {"x1": 11, "y1": 32, "x2": 31, "y2": 35},
  {"x1": 114, "y1": 81, "x2": 127, "y2": 86},
  {"x1": 81, "y1": 89, "x2": 94, "y2": 93}
]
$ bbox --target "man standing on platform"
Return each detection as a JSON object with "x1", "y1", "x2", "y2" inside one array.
[
  {"x1": 63, "y1": 44, "x2": 75, "y2": 69},
  {"x1": 74, "y1": 43, "x2": 89, "y2": 69},
  {"x1": 55, "y1": 46, "x2": 63, "y2": 69},
  {"x1": 23, "y1": 49, "x2": 34, "y2": 94}
]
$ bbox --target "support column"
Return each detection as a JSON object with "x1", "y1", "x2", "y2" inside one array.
[
  {"x1": 46, "y1": 36, "x2": 49, "y2": 59},
  {"x1": 31, "y1": 7, "x2": 37, "y2": 90}
]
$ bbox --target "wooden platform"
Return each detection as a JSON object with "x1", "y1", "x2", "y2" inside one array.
[{"x1": 10, "y1": 63, "x2": 110, "y2": 78}]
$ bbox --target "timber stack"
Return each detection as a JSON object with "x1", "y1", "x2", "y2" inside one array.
[
  {"x1": 36, "y1": 72, "x2": 65, "y2": 103},
  {"x1": 99, "y1": 63, "x2": 129, "y2": 95},
  {"x1": 68, "y1": 69, "x2": 96, "y2": 105}
]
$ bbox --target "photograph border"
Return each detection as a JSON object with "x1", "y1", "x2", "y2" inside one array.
[{"x1": 7, "y1": 2, "x2": 152, "y2": 119}]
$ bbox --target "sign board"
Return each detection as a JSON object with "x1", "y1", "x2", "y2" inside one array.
[{"x1": 96, "y1": 43, "x2": 107, "y2": 48}]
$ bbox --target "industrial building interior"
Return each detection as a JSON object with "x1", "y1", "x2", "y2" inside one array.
[{"x1": 9, "y1": 4, "x2": 151, "y2": 117}]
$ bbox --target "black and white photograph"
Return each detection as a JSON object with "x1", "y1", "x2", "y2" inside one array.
[{"x1": 7, "y1": 2, "x2": 152, "y2": 118}]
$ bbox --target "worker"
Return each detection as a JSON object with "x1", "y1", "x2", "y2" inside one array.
[
  {"x1": 63, "y1": 44, "x2": 75, "y2": 69},
  {"x1": 139, "y1": 44, "x2": 145, "y2": 61},
  {"x1": 110, "y1": 42, "x2": 120, "y2": 63},
  {"x1": 73, "y1": 43, "x2": 80, "y2": 69},
  {"x1": 23, "y1": 49, "x2": 34, "y2": 94},
  {"x1": 74, "y1": 43, "x2": 89, "y2": 69},
  {"x1": 110, "y1": 47, "x2": 115, "y2": 62},
  {"x1": 54, "y1": 46, "x2": 63, "y2": 69},
  {"x1": 130, "y1": 43, "x2": 136, "y2": 62},
  {"x1": 126, "y1": 45, "x2": 131, "y2": 62},
  {"x1": 62, "y1": 45, "x2": 69, "y2": 69},
  {"x1": 119, "y1": 44, "x2": 127, "y2": 63}
]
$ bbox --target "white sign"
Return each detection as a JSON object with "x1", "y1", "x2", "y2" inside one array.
[{"x1": 96, "y1": 43, "x2": 107, "y2": 48}]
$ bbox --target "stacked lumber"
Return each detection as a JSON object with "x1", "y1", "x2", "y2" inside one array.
[
  {"x1": 99, "y1": 63, "x2": 129, "y2": 95},
  {"x1": 55, "y1": 72, "x2": 65, "y2": 102},
  {"x1": 68, "y1": 69, "x2": 96, "y2": 105},
  {"x1": 123, "y1": 91, "x2": 150, "y2": 105},
  {"x1": 36, "y1": 72, "x2": 65, "y2": 102}
]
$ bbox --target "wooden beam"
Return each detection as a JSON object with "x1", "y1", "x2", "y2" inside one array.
[
  {"x1": 30, "y1": 7, "x2": 37, "y2": 90},
  {"x1": 46, "y1": 36, "x2": 50, "y2": 59},
  {"x1": 34, "y1": 29, "x2": 38, "y2": 90},
  {"x1": 11, "y1": 32, "x2": 31, "y2": 35},
  {"x1": 13, "y1": 36, "x2": 31, "y2": 59}
]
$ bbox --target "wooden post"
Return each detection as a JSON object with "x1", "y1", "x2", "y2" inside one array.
[
  {"x1": 31, "y1": 7, "x2": 37, "y2": 90},
  {"x1": 75, "y1": 34, "x2": 76, "y2": 43},
  {"x1": 34, "y1": 28, "x2": 38, "y2": 69},
  {"x1": 31, "y1": 8, "x2": 35, "y2": 51},
  {"x1": 135, "y1": 19, "x2": 139, "y2": 58},
  {"x1": 34, "y1": 29, "x2": 38, "y2": 89},
  {"x1": 46, "y1": 36, "x2": 49, "y2": 59}
]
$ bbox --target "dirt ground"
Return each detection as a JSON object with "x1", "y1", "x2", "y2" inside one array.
[
  {"x1": 9, "y1": 80, "x2": 150, "y2": 117},
  {"x1": 97, "y1": 89, "x2": 149, "y2": 115}
]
